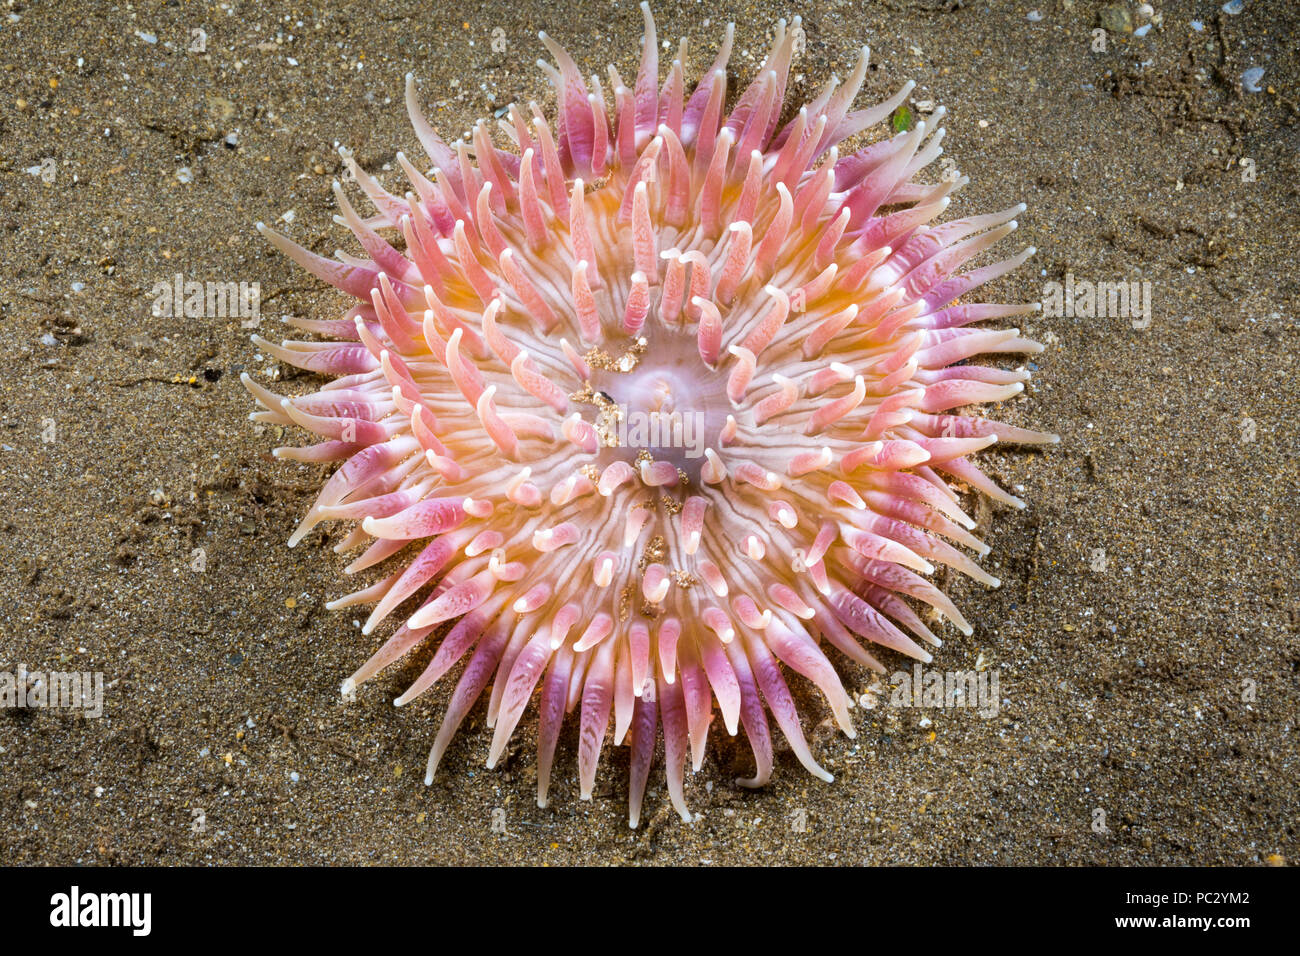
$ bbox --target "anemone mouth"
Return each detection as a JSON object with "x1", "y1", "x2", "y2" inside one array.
[
  {"x1": 244, "y1": 2, "x2": 1056, "y2": 827},
  {"x1": 587, "y1": 331, "x2": 732, "y2": 481}
]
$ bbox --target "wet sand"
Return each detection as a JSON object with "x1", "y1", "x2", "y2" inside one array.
[{"x1": 0, "y1": 0, "x2": 1296, "y2": 864}]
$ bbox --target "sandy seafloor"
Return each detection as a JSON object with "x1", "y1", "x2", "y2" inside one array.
[{"x1": 0, "y1": 0, "x2": 1296, "y2": 866}]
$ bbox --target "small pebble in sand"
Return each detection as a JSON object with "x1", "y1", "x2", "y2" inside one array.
[
  {"x1": 1242, "y1": 67, "x2": 1265, "y2": 93},
  {"x1": 1098, "y1": 3, "x2": 1134, "y2": 33},
  {"x1": 26, "y1": 158, "x2": 56, "y2": 182}
]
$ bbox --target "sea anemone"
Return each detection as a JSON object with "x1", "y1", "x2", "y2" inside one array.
[{"x1": 244, "y1": 3, "x2": 1056, "y2": 826}]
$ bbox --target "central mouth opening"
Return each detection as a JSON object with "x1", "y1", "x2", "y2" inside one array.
[{"x1": 592, "y1": 330, "x2": 731, "y2": 481}]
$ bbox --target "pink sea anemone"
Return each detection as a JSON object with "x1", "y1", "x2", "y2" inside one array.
[{"x1": 244, "y1": 3, "x2": 1056, "y2": 826}]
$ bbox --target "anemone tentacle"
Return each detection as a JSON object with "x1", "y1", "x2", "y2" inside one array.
[{"x1": 246, "y1": 2, "x2": 1056, "y2": 827}]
